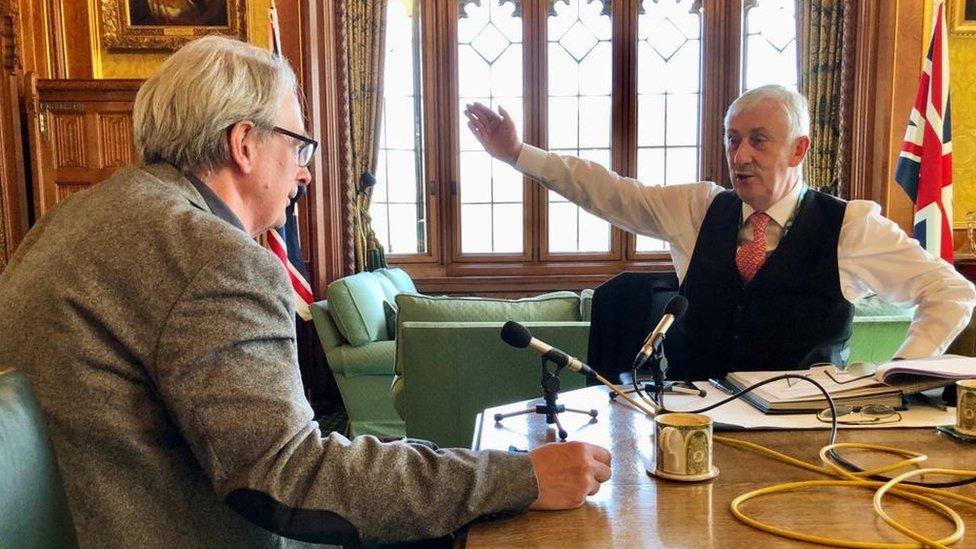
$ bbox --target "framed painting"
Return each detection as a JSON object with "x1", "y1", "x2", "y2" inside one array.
[
  {"x1": 951, "y1": 0, "x2": 976, "y2": 36},
  {"x1": 99, "y1": 0, "x2": 248, "y2": 51}
]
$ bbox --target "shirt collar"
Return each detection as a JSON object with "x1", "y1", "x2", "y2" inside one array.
[
  {"x1": 741, "y1": 181, "x2": 806, "y2": 227},
  {"x1": 184, "y1": 172, "x2": 248, "y2": 233}
]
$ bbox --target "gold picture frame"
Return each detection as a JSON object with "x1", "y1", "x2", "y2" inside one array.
[
  {"x1": 950, "y1": 0, "x2": 976, "y2": 36},
  {"x1": 99, "y1": 0, "x2": 248, "y2": 51}
]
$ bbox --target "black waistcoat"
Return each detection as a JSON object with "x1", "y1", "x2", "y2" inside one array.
[{"x1": 664, "y1": 189, "x2": 854, "y2": 381}]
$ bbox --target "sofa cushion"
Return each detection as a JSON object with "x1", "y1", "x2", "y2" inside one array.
[
  {"x1": 374, "y1": 275, "x2": 399, "y2": 303},
  {"x1": 395, "y1": 291, "x2": 581, "y2": 326},
  {"x1": 326, "y1": 273, "x2": 393, "y2": 346},
  {"x1": 376, "y1": 268, "x2": 417, "y2": 293},
  {"x1": 394, "y1": 291, "x2": 582, "y2": 377}
]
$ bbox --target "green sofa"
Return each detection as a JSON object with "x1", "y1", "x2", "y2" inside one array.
[
  {"x1": 392, "y1": 292, "x2": 591, "y2": 448},
  {"x1": 848, "y1": 295, "x2": 915, "y2": 363},
  {"x1": 389, "y1": 290, "x2": 914, "y2": 449},
  {"x1": 310, "y1": 268, "x2": 416, "y2": 437}
]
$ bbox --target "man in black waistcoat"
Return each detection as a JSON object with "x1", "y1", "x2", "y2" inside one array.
[{"x1": 464, "y1": 85, "x2": 975, "y2": 380}]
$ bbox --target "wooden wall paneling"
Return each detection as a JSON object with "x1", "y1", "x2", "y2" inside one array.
[
  {"x1": 302, "y1": 0, "x2": 349, "y2": 290},
  {"x1": 883, "y1": 0, "x2": 924, "y2": 233},
  {"x1": 27, "y1": 79, "x2": 139, "y2": 219},
  {"x1": 0, "y1": 0, "x2": 28, "y2": 264},
  {"x1": 17, "y1": 0, "x2": 47, "y2": 76},
  {"x1": 849, "y1": 0, "x2": 923, "y2": 232},
  {"x1": 848, "y1": 0, "x2": 881, "y2": 202}
]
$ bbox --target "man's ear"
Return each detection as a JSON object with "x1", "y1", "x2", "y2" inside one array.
[
  {"x1": 789, "y1": 135, "x2": 811, "y2": 167},
  {"x1": 227, "y1": 120, "x2": 258, "y2": 174}
]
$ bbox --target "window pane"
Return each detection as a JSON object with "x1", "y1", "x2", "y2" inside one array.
[
  {"x1": 546, "y1": 0, "x2": 612, "y2": 254},
  {"x1": 461, "y1": 204, "x2": 492, "y2": 253},
  {"x1": 373, "y1": 0, "x2": 426, "y2": 255},
  {"x1": 742, "y1": 0, "x2": 797, "y2": 92},
  {"x1": 636, "y1": 0, "x2": 701, "y2": 253},
  {"x1": 458, "y1": 0, "x2": 524, "y2": 254},
  {"x1": 548, "y1": 202, "x2": 578, "y2": 253}
]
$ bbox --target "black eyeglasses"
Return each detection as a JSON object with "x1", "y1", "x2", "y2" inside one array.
[{"x1": 272, "y1": 126, "x2": 318, "y2": 167}]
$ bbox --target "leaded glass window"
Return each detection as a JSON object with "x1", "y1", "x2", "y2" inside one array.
[
  {"x1": 546, "y1": 0, "x2": 613, "y2": 254},
  {"x1": 742, "y1": 0, "x2": 798, "y2": 91},
  {"x1": 635, "y1": 0, "x2": 702, "y2": 253},
  {"x1": 458, "y1": 0, "x2": 525, "y2": 254},
  {"x1": 373, "y1": 0, "x2": 426, "y2": 254}
]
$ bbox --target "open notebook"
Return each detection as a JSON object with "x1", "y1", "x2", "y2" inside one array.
[{"x1": 723, "y1": 355, "x2": 976, "y2": 414}]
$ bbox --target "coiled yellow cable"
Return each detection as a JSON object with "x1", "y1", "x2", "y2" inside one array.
[{"x1": 713, "y1": 435, "x2": 976, "y2": 548}]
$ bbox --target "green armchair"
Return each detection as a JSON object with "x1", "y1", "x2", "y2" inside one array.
[{"x1": 310, "y1": 268, "x2": 416, "y2": 437}]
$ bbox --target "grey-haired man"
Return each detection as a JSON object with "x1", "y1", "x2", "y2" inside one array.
[{"x1": 0, "y1": 36, "x2": 610, "y2": 547}]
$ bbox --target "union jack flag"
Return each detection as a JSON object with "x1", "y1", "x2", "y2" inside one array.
[
  {"x1": 895, "y1": 0, "x2": 953, "y2": 262},
  {"x1": 267, "y1": 0, "x2": 314, "y2": 320}
]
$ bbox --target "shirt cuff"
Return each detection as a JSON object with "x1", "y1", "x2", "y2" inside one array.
[{"x1": 514, "y1": 144, "x2": 548, "y2": 179}]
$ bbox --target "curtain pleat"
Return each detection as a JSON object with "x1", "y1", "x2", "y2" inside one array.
[
  {"x1": 344, "y1": 0, "x2": 388, "y2": 272},
  {"x1": 797, "y1": 0, "x2": 854, "y2": 197}
]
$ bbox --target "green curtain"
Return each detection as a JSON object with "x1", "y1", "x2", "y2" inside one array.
[
  {"x1": 344, "y1": 0, "x2": 388, "y2": 272},
  {"x1": 797, "y1": 0, "x2": 854, "y2": 198}
]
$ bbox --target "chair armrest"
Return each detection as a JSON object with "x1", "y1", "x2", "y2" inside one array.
[
  {"x1": 325, "y1": 340, "x2": 396, "y2": 378},
  {"x1": 310, "y1": 300, "x2": 345, "y2": 352}
]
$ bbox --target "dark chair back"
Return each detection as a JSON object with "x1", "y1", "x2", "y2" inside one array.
[
  {"x1": 586, "y1": 271, "x2": 679, "y2": 383},
  {"x1": 0, "y1": 367, "x2": 77, "y2": 548}
]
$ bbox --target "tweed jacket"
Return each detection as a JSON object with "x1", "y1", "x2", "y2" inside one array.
[{"x1": 0, "y1": 164, "x2": 537, "y2": 547}]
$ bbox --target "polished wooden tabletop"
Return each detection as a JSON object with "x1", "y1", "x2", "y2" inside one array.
[{"x1": 462, "y1": 386, "x2": 976, "y2": 548}]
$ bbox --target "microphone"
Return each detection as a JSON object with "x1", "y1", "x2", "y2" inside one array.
[
  {"x1": 633, "y1": 295, "x2": 688, "y2": 370},
  {"x1": 500, "y1": 321, "x2": 658, "y2": 415},
  {"x1": 500, "y1": 321, "x2": 597, "y2": 377}
]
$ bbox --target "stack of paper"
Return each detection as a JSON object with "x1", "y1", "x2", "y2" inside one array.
[
  {"x1": 722, "y1": 354, "x2": 976, "y2": 414},
  {"x1": 723, "y1": 371, "x2": 902, "y2": 413}
]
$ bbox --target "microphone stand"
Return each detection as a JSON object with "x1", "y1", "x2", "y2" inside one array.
[
  {"x1": 610, "y1": 335, "x2": 703, "y2": 408},
  {"x1": 494, "y1": 356, "x2": 598, "y2": 441}
]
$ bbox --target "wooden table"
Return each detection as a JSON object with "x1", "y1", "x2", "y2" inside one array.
[{"x1": 462, "y1": 386, "x2": 976, "y2": 548}]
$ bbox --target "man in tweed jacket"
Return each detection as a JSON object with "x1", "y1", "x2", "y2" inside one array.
[{"x1": 0, "y1": 36, "x2": 611, "y2": 546}]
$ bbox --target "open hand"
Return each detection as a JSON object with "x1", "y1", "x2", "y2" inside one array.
[{"x1": 463, "y1": 102, "x2": 523, "y2": 164}]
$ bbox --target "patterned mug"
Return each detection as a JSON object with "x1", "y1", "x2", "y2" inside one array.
[
  {"x1": 956, "y1": 380, "x2": 976, "y2": 436},
  {"x1": 654, "y1": 412, "x2": 712, "y2": 477}
]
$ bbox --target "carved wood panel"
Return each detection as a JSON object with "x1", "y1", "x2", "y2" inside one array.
[
  {"x1": 27, "y1": 78, "x2": 140, "y2": 219},
  {"x1": 0, "y1": 0, "x2": 26, "y2": 266},
  {"x1": 99, "y1": 113, "x2": 134, "y2": 167}
]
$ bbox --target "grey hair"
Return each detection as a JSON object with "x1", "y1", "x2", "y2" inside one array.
[
  {"x1": 133, "y1": 35, "x2": 297, "y2": 175},
  {"x1": 724, "y1": 84, "x2": 810, "y2": 140}
]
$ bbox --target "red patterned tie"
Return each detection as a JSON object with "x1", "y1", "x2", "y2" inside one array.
[{"x1": 736, "y1": 212, "x2": 771, "y2": 282}]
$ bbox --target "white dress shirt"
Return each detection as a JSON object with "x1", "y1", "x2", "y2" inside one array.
[{"x1": 516, "y1": 144, "x2": 976, "y2": 359}]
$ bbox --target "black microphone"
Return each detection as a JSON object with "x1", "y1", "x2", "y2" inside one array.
[
  {"x1": 500, "y1": 321, "x2": 597, "y2": 377},
  {"x1": 632, "y1": 295, "x2": 688, "y2": 370},
  {"x1": 501, "y1": 321, "x2": 660, "y2": 415}
]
